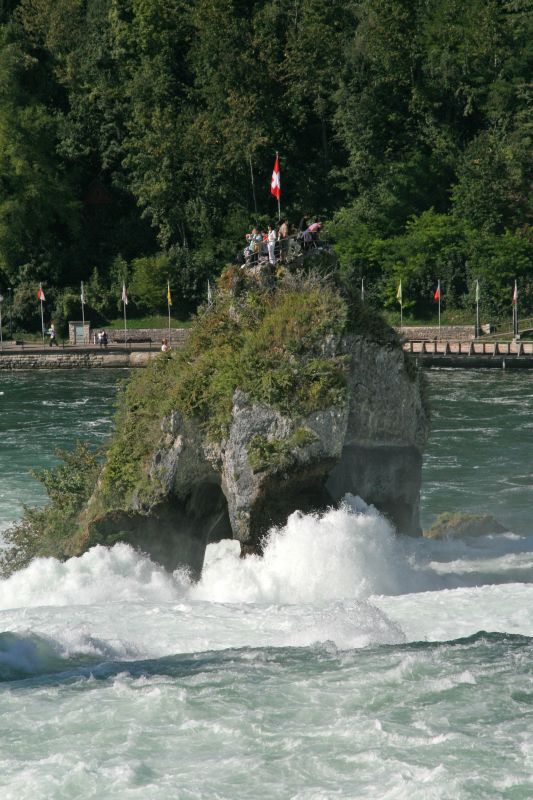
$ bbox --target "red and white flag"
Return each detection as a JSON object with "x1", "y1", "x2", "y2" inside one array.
[
  {"x1": 512, "y1": 281, "x2": 517, "y2": 305},
  {"x1": 37, "y1": 284, "x2": 45, "y2": 302},
  {"x1": 270, "y1": 154, "x2": 280, "y2": 201},
  {"x1": 433, "y1": 281, "x2": 441, "y2": 302}
]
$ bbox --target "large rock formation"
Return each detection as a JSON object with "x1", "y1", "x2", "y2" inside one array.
[{"x1": 84, "y1": 272, "x2": 429, "y2": 575}]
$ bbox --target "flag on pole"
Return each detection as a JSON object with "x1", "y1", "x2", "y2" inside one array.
[
  {"x1": 396, "y1": 280, "x2": 402, "y2": 303},
  {"x1": 512, "y1": 281, "x2": 517, "y2": 305},
  {"x1": 475, "y1": 280, "x2": 480, "y2": 302},
  {"x1": 121, "y1": 283, "x2": 128, "y2": 305},
  {"x1": 167, "y1": 281, "x2": 172, "y2": 307},
  {"x1": 80, "y1": 282, "x2": 86, "y2": 304},
  {"x1": 433, "y1": 281, "x2": 441, "y2": 301},
  {"x1": 207, "y1": 279, "x2": 213, "y2": 306},
  {"x1": 37, "y1": 284, "x2": 45, "y2": 302},
  {"x1": 270, "y1": 154, "x2": 281, "y2": 201}
]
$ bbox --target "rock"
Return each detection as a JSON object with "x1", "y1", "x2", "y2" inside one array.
[
  {"x1": 84, "y1": 273, "x2": 430, "y2": 574},
  {"x1": 423, "y1": 512, "x2": 507, "y2": 539}
]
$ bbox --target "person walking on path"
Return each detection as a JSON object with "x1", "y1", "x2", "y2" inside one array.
[{"x1": 48, "y1": 323, "x2": 58, "y2": 347}]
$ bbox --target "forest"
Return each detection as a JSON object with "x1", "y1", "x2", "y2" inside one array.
[{"x1": 0, "y1": 0, "x2": 531, "y2": 331}]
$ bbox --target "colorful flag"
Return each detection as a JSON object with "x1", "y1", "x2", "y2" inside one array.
[
  {"x1": 512, "y1": 281, "x2": 517, "y2": 305},
  {"x1": 270, "y1": 154, "x2": 281, "y2": 201},
  {"x1": 434, "y1": 281, "x2": 441, "y2": 301},
  {"x1": 121, "y1": 282, "x2": 128, "y2": 305},
  {"x1": 37, "y1": 284, "x2": 45, "y2": 302},
  {"x1": 396, "y1": 280, "x2": 402, "y2": 304},
  {"x1": 167, "y1": 281, "x2": 172, "y2": 307}
]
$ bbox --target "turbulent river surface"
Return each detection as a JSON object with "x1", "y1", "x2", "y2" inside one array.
[{"x1": 0, "y1": 368, "x2": 532, "y2": 799}]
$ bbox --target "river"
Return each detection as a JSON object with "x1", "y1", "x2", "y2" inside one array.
[{"x1": 0, "y1": 368, "x2": 532, "y2": 799}]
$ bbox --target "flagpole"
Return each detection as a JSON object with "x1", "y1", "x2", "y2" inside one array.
[
  {"x1": 81, "y1": 281, "x2": 85, "y2": 344},
  {"x1": 512, "y1": 282, "x2": 515, "y2": 337},
  {"x1": 248, "y1": 154, "x2": 258, "y2": 215},
  {"x1": 123, "y1": 287, "x2": 127, "y2": 346},
  {"x1": 39, "y1": 284, "x2": 45, "y2": 346},
  {"x1": 167, "y1": 280, "x2": 171, "y2": 343},
  {"x1": 514, "y1": 280, "x2": 518, "y2": 337},
  {"x1": 276, "y1": 151, "x2": 281, "y2": 221},
  {"x1": 475, "y1": 280, "x2": 480, "y2": 338},
  {"x1": 438, "y1": 279, "x2": 441, "y2": 339},
  {"x1": 361, "y1": 277, "x2": 365, "y2": 303}
]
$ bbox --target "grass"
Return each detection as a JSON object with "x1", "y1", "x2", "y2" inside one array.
[
  {"x1": 383, "y1": 309, "x2": 477, "y2": 327},
  {"x1": 105, "y1": 315, "x2": 193, "y2": 330}
]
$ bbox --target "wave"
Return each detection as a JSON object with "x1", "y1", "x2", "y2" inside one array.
[
  {"x1": 0, "y1": 631, "x2": 127, "y2": 682},
  {"x1": 1, "y1": 495, "x2": 533, "y2": 614}
]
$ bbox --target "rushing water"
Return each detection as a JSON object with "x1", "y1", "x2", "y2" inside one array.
[{"x1": 0, "y1": 368, "x2": 532, "y2": 799}]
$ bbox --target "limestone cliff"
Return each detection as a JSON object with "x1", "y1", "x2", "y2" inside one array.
[{"x1": 82, "y1": 270, "x2": 429, "y2": 575}]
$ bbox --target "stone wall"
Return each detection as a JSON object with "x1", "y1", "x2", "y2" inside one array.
[
  {"x1": 396, "y1": 325, "x2": 476, "y2": 341},
  {"x1": 0, "y1": 351, "x2": 158, "y2": 370},
  {"x1": 106, "y1": 327, "x2": 190, "y2": 345}
]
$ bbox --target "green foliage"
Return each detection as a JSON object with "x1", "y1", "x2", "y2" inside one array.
[
  {"x1": 0, "y1": 443, "x2": 100, "y2": 576},
  {"x1": 248, "y1": 428, "x2": 319, "y2": 474},
  {"x1": 0, "y1": 0, "x2": 530, "y2": 326}
]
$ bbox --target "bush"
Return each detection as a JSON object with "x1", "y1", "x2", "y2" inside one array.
[{"x1": 0, "y1": 443, "x2": 100, "y2": 576}]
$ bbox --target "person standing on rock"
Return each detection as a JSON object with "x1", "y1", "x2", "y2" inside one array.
[
  {"x1": 267, "y1": 224, "x2": 277, "y2": 265},
  {"x1": 48, "y1": 323, "x2": 58, "y2": 347}
]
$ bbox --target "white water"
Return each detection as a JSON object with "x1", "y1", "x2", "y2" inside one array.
[{"x1": 1, "y1": 370, "x2": 532, "y2": 799}]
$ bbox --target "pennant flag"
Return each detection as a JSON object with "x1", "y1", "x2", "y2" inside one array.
[
  {"x1": 207, "y1": 279, "x2": 213, "y2": 306},
  {"x1": 270, "y1": 154, "x2": 281, "y2": 200},
  {"x1": 167, "y1": 281, "x2": 172, "y2": 307},
  {"x1": 475, "y1": 280, "x2": 480, "y2": 303},
  {"x1": 121, "y1": 282, "x2": 128, "y2": 305},
  {"x1": 37, "y1": 284, "x2": 45, "y2": 302},
  {"x1": 80, "y1": 281, "x2": 86, "y2": 305},
  {"x1": 512, "y1": 280, "x2": 517, "y2": 305},
  {"x1": 396, "y1": 280, "x2": 402, "y2": 304},
  {"x1": 433, "y1": 281, "x2": 441, "y2": 302}
]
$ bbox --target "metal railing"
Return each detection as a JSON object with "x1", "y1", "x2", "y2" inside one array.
[{"x1": 405, "y1": 340, "x2": 533, "y2": 356}]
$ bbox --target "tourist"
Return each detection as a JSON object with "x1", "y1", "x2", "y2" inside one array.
[
  {"x1": 101, "y1": 330, "x2": 108, "y2": 348},
  {"x1": 48, "y1": 323, "x2": 58, "y2": 347},
  {"x1": 278, "y1": 218, "x2": 289, "y2": 262},
  {"x1": 267, "y1": 224, "x2": 277, "y2": 265},
  {"x1": 245, "y1": 227, "x2": 262, "y2": 265},
  {"x1": 161, "y1": 338, "x2": 171, "y2": 352}
]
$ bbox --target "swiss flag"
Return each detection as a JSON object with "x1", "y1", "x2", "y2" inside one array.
[
  {"x1": 37, "y1": 284, "x2": 45, "y2": 302},
  {"x1": 433, "y1": 282, "x2": 441, "y2": 301},
  {"x1": 270, "y1": 154, "x2": 280, "y2": 201}
]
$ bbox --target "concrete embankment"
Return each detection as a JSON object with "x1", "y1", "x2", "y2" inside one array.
[{"x1": 0, "y1": 348, "x2": 158, "y2": 370}]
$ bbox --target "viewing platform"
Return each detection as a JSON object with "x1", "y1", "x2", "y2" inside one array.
[{"x1": 404, "y1": 339, "x2": 533, "y2": 368}]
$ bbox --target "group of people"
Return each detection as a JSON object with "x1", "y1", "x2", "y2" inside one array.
[
  {"x1": 96, "y1": 330, "x2": 108, "y2": 347},
  {"x1": 243, "y1": 215, "x2": 322, "y2": 267}
]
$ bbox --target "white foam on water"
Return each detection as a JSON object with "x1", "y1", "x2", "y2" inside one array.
[
  {"x1": 193, "y1": 495, "x2": 416, "y2": 604},
  {"x1": 0, "y1": 542, "x2": 187, "y2": 610}
]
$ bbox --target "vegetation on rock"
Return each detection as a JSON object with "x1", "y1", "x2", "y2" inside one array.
[{"x1": 100, "y1": 270, "x2": 357, "y2": 509}]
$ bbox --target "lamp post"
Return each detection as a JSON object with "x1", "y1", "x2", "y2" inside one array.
[{"x1": 8, "y1": 287, "x2": 12, "y2": 338}]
